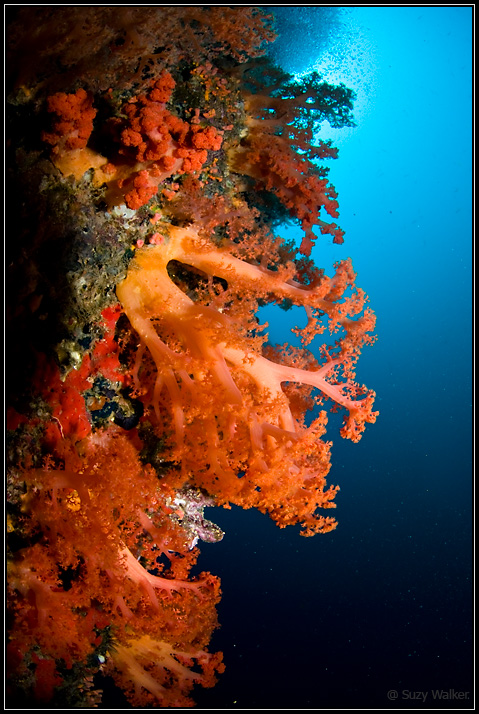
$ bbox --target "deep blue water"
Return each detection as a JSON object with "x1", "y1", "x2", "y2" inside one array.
[{"x1": 195, "y1": 7, "x2": 473, "y2": 710}]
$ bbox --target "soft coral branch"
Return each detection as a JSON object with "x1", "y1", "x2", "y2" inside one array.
[
  {"x1": 117, "y1": 225, "x2": 377, "y2": 533},
  {"x1": 8, "y1": 426, "x2": 222, "y2": 704},
  {"x1": 107, "y1": 634, "x2": 224, "y2": 707},
  {"x1": 230, "y1": 131, "x2": 344, "y2": 255},
  {"x1": 228, "y1": 67, "x2": 355, "y2": 254}
]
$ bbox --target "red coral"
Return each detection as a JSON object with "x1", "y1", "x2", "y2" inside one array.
[
  {"x1": 148, "y1": 71, "x2": 176, "y2": 103},
  {"x1": 113, "y1": 73, "x2": 224, "y2": 209},
  {"x1": 123, "y1": 170, "x2": 160, "y2": 211},
  {"x1": 40, "y1": 70, "x2": 225, "y2": 208},
  {"x1": 33, "y1": 305, "x2": 125, "y2": 450},
  {"x1": 31, "y1": 654, "x2": 63, "y2": 702},
  {"x1": 90, "y1": 304, "x2": 126, "y2": 382},
  {"x1": 42, "y1": 88, "x2": 97, "y2": 152},
  {"x1": 36, "y1": 353, "x2": 92, "y2": 448},
  {"x1": 41, "y1": 88, "x2": 108, "y2": 180}
]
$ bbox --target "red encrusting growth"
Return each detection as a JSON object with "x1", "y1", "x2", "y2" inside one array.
[{"x1": 32, "y1": 305, "x2": 125, "y2": 450}]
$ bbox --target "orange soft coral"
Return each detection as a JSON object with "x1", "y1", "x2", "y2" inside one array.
[
  {"x1": 8, "y1": 8, "x2": 376, "y2": 707},
  {"x1": 230, "y1": 132, "x2": 345, "y2": 255},
  {"x1": 8, "y1": 427, "x2": 223, "y2": 706},
  {"x1": 117, "y1": 225, "x2": 377, "y2": 535},
  {"x1": 106, "y1": 635, "x2": 224, "y2": 708},
  {"x1": 228, "y1": 69, "x2": 355, "y2": 254}
]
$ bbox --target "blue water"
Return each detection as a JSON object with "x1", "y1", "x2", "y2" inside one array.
[{"x1": 196, "y1": 7, "x2": 473, "y2": 709}]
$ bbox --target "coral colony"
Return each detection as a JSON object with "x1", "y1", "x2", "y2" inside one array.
[{"x1": 6, "y1": 7, "x2": 377, "y2": 707}]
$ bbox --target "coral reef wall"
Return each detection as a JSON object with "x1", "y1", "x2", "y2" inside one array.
[{"x1": 6, "y1": 7, "x2": 377, "y2": 707}]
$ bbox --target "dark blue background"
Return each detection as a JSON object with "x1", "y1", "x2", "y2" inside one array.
[{"x1": 195, "y1": 7, "x2": 473, "y2": 710}]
